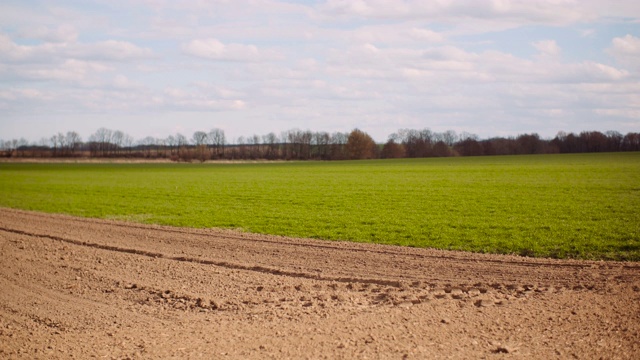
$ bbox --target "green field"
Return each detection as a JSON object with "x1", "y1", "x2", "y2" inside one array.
[{"x1": 1, "y1": 153, "x2": 639, "y2": 260}]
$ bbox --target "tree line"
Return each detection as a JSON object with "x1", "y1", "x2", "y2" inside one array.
[{"x1": 1, "y1": 127, "x2": 639, "y2": 161}]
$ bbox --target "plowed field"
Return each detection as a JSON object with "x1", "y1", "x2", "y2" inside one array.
[{"x1": 1, "y1": 208, "x2": 639, "y2": 359}]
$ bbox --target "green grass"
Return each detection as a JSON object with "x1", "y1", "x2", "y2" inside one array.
[{"x1": 1, "y1": 153, "x2": 639, "y2": 260}]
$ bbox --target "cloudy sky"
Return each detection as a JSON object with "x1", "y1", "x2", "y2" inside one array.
[{"x1": 1, "y1": 0, "x2": 639, "y2": 144}]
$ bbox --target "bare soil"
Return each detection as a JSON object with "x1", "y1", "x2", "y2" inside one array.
[{"x1": 1, "y1": 208, "x2": 639, "y2": 359}]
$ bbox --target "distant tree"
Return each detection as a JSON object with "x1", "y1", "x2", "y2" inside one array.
[
  {"x1": 454, "y1": 133, "x2": 482, "y2": 156},
  {"x1": 442, "y1": 130, "x2": 458, "y2": 146},
  {"x1": 175, "y1": 133, "x2": 188, "y2": 158},
  {"x1": 312, "y1": 131, "x2": 331, "y2": 159},
  {"x1": 89, "y1": 128, "x2": 114, "y2": 156},
  {"x1": 175, "y1": 133, "x2": 188, "y2": 147},
  {"x1": 50, "y1": 134, "x2": 60, "y2": 156},
  {"x1": 515, "y1": 133, "x2": 543, "y2": 154},
  {"x1": 554, "y1": 131, "x2": 580, "y2": 153},
  {"x1": 381, "y1": 139, "x2": 405, "y2": 158},
  {"x1": 191, "y1": 131, "x2": 208, "y2": 161},
  {"x1": 579, "y1": 131, "x2": 608, "y2": 153},
  {"x1": 397, "y1": 128, "x2": 432, "y2": 157},
  {"x1": 109, "y1": 130, "x2": 124, "y2": 155},
  {"x1": 622, "y1": 132, "x2": 640, "y2": 151},
  {"x1": 248, "y1": 134, "x2": 262, "y2": 159},
  {"x1": 263, "y1": 132, "x2": 279, "y2": 159},
  {"x1": 123, "y1": 133, "x2": 135, "y2": 155},
  {"x1": 138, "y1": 136, "x2": 158, "y2": 157},
  {"x1": 0, "y1": 139, "x2": 7, "y2": 157},
  {"x1": 453, "y1": 138, "x2": 484, "y2": 156},
  {"x1": 14, "y1": 138, "x2": 28, "y2": 157},
  {"x1": 433, "y1": 141, "x2": 454, "y2": 157},
  {"x1": 192, "y1": 131, "x2": 208, "y2": 146},
  {"x1": 284, "y1": 129, "x2": 313, "y2": 159},
  {"x1": 208, "y1": 128, "x2": 226, "y2": 158},
  {"x1": 605, "y1": 131, "x2": 623, "y2": 152},
  {"x1": 235, "y1": 136, "x2": 248, "y2": 159},
  {"x1": 65, "y1": 131, "x2": 82, "y2": 156},
  {"x1": 329, "y1": 132, "x2": 349, "y2": 160},
  {"x1": 346, "y1": 129, "x2": 377, "y2": 159}
]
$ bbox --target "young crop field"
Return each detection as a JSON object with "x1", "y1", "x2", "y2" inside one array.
[{"x1": 1, "y1": 153, "x2": 638, "y2": 260}]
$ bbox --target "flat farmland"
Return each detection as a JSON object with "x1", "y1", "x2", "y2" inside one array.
[
  {"x1": 1, "y1": 154, "x2": 640, "y2": 358},
  {"x1": 0, "y1": 152, "x2": 639, "y2": 260}
]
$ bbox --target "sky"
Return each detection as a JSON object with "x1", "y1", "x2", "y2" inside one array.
[{"x1": 1, "y1": 0, "x2": 639, "y2": 144}]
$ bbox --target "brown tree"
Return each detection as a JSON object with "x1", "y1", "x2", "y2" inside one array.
[
  {"x1": 346, "y1": 129, "x2": 377, "y2": 159},
  {"x1": 381, "y1": 139, "x2": 405, "y2": 158},
  {"x1": 433, "y1": 141, "x2": 454, "y2": 157}
]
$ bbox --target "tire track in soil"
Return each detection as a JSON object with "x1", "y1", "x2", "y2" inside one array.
[
  {"x1": 0, "y1": 224, "x2": 617, "y2": 298},
  {"x1": 7, "y1": 207, "x2": 632, "y2": 270},
  {"x1": 0, "y1": 225, "x2": 562, "y2": 309},
  {"x1": 1, "y1": 207, "x2": 639, "y2": 359}
]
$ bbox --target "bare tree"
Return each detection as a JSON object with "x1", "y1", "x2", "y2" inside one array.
[
  {"x1": 263, "y1": 132, "x2": 279, "y2": 159},
  {"x1": 248, "y1": 134, "x2": 261, "y2": 159},
  {"x1": 330, "y1": 132, "x2": 349, "y2": 160},
  {"x1": 138, "y1": 136, "x2": 157, "y2": 157},
  {"x1": 166, "y1": 135, "x2": 177, "y2": 156},
  {"x1": 313, "y1": 131, "x2": 331, "y2": 159},
  {"x1": 111, "y1": 130, "x2": 125, "y2": 156},
  {"x1": 50, "y1": 134, "x2": 59, "y2": 156},
  {"x1": 89, "y1": 128, "x2": 114, "y2": 156},
  {"x1": 433, "y1": 141, "x2": 454, "y2": 157},
  {"x1": 192, "y1": 131, "x2": 208, "y2": 146},
  {"x1": 605, "y1": 131, "x2": 623, "y2": 152},
  {"x1": 442, "y1": 130, "x2": 457, "y2": 146},
  {"x1": 208, "y1": 128, "x2": 226, "y2": 158},
  {"x1": 622, "y1": 133, "x2": 640, "y2": 151},
  {"x1": 66, "y1": 131, "x2": 82, "y2": 156},
  {"x1": 236, "y1": 136, "x2": 247, "y2": 159},
  {"x1": 516, "y1": 133, "x2": 543, "y2": 154},
  {"x1": 398, "y1": 128, "x2": 432, "y2": 157},
  {"x1": 381, "y1": 139, "x2": 405, "y2": 158},
  {"x1": 175, "y1": 133, "x2": 188, "y2": 148}
]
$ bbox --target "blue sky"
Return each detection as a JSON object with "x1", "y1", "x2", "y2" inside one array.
[{"x1": 1, "y1": 0, "x2": 639, "y2": 144}]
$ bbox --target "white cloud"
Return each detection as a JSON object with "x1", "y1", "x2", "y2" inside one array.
[
  {"x1": 580, "y1": 28, "x2": 595, "y2": 37},
  {"x1": 320, "y1": 0, "x2": 593, "y2": 27},
  {"x1": 347, "y1": 24, "x2": 445, "y2": 46},
  {"x1": 607, "y1": 34, "x2": 640, "y2": 72},
  {"x1": 191, "y1": 82, "x2": 245, "y2": 99},
  {"x1": 0, "y1": 33, "x2": 50, "y2": 63},
  {"x1": 594, "y1": 108, "x2": 640, "y2": 119},
  {"x1": 112, "y1": 74, "x2": 143, "y2": 89},
  {"x1": 532, "y1": 40, "x2": 561, "y2": 57},
  {"x1": 18, "y1": 59, "x2": 112, "y2": 82},
  {"x1": 0, "y1": 88, "x2": 51, "y2": 101},
  {"x1": 409, "y1": 27, "x2": 445, "y2": 42},
  {"x1": 181, "y1": 38, "x2": 279, "y2": 62},
  {"x1": 77, "y1": 40, "x2": 154, "y2": 61},
  {"x1": 0, "y1": 33, "x2": 152, "y2": 63},
  {"x1": 18, "y1": 24, "x2": 78, "y2": 43},
  {"x1": 162, "y1": 85, "x2": 246, "y2": 111}
]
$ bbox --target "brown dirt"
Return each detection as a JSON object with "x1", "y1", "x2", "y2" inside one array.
[{"x1": 1, "y1": 208, "x2": 639, "y2": 359}]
